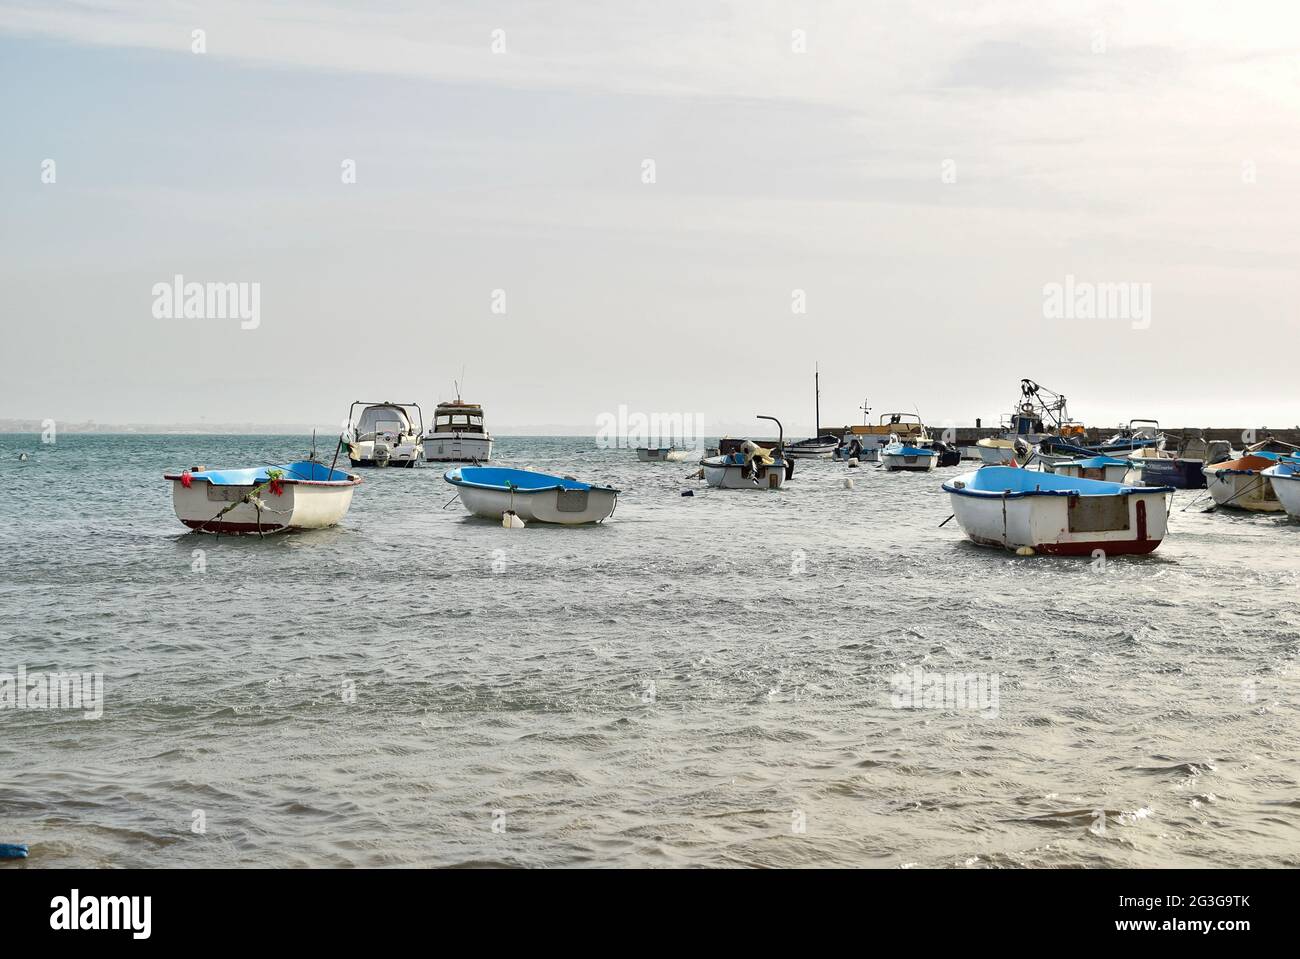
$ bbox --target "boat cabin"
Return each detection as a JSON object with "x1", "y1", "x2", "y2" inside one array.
[{"x1": 432, "y1": 402, "x2": 486, "y2": 435}]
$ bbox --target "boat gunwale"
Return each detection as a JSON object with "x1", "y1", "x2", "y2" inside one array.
[
  {"x1": 444, "y1": 468, "x2": 620, "y2": 495},
  {"x1": 163, "y1": 466, "x2": 362, "y2": 488}
]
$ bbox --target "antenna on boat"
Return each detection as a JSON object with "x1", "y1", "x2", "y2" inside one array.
[{"x1": 860, "y1": 399, "x2": 871, "y2": 425}]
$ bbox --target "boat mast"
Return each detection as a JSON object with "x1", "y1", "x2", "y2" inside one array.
[{"x1": 814, "y1": 364, "x2": 820, "y2": 436}]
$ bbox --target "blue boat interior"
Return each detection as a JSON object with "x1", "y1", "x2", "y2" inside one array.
[
  {"x1": 188, "y1": 460, "x2": 352, "y2": 485},
  {"x1": 886, "y1": 445, "x2": 933, "y2": 456},
  {"x1": 446, "y1": 466, "x2": 618, "y2": 493},
  {"x1": 945, "y1": 466, "x2": 1167, "y2": 497}
]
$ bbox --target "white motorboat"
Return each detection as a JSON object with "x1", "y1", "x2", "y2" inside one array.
[
  {"x1": 165, "y1": 460, "x2": 361, "y2": 534},
  {"x1": 345, "y1": 401, "x2": 423, "y2": 467},
  {"x1": 880, "y1": 434, "x2": 939, "y2": 472},
  {"x1": 837, "y1": 413, "x2": 931, "y2": 463},
  {"x1": 942, "y1": 466, "x2": 1171, "y2": 556},
  {"x1": 424, "y1": 396, "x2": 493, "y2": 462},
  {"x1": 444, "y1": 467, "x2": 619, "y2": 524}
]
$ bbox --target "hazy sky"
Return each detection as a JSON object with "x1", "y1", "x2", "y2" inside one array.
[{"x1": 3, "y1": 1, "x2": 1299, "y2": 435}]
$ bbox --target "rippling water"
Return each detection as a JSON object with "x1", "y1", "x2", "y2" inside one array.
[{"x1": 1, "y1": 434, "x2": 1297, "y2": 868}]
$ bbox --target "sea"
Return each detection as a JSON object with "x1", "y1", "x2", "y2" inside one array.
[{"x1": 1, "y1": 434, "x2": 1297, "y2": 868}]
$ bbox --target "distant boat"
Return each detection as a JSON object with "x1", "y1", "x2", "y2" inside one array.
[
  {"x1": 1048, "y1": 455, "x2": 1131, "y2": 483},
  {"x1": 636, "y1": 445, "x2": 690, "y2": 462},
  {"x1": 165, "y1": 460, "x2": 361, "y2": 534},
  {"x1": 424, "y1": 395, "x2": 492, "y2": 462},
  {"x1": 444, "y1": 467, "x2": 619, "y2": 524},
  {"x1": 345, "y1": 401, "x2": 423, "y2": 467},
  {"x1": 1263, "y1": 461, "x2": 1300, "y2": 519},
  {"x1": 942, "y1": 466, "x2": 1171, "y2": 555},
  {"x1": 880, "y1": 434, "x2": 939, "y2": 472},
  {"x1": 786, "y1": 435, "x2": 840, "y2": 459},
  {"x1": 1203, "y1": 455, "x2": 1284, "y2": 511}
]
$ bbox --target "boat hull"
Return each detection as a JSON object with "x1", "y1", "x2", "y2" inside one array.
[
  {"x1": 349, "y1": 439, "x2": 422, "y2": 467},
  {"x1": 424, "y1": 434, "x2": 492, "y2": 462},
  {"x1": 455, "y1": 484, "x2": 617, "y2": 524},
  {"x1": 1204, "y1": 467, "x2": 1283, "y2": 511},
  {"x1": 1263, "y1": 466, "x2": 1300, "y2": 518},
  {"x1": 701, "y1": 456, "x2": 786, "y2": 489},
  {"x1": 976, "y1": 440, "x2": 1016, "y2": 465},
  {"x1": 943, "y1": 468, "x2": 1170, "y2": 555},
  {"x1": 881, "y1": 450, "x2": 939, "y2": 472},
  {"x1": 1126, "y1": 455, "x2": 1206, "y2": 489}
]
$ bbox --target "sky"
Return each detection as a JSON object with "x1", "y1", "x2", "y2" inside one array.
[{"x1": 2, "y1": 0, "x2": 1299, "y2": 435}]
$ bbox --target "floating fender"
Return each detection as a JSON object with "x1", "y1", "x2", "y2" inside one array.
[
  {"x1": 844, "y1": 478, "x2": 854, "y2": 490},
  {"x1": 18, "y1": 453, "x2": 29, "y2": 461},
  {"x1": 1015, "y1": 546, "x2": 1035, "y2": 556},
  {"x1": 784, "y1": 459, "x2": 795, "y2": 480},
  {"x1": 502, "y1": 510, "x2": 525, "y2": 528},
  {"x1": 847, "y1": 458, "x2": 859, "y2": 468}
]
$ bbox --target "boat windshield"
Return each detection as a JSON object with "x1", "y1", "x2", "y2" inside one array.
[
  {"x1": 435, "y1": 412, "x2": 484, "y2": 432},
  {"x1": 356, "y1": 406, "x2": 412, "y2": 437}
]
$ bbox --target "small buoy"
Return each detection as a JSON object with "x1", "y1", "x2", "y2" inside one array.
[
  {"x1": 681, "y1": 489, "x2": 694, "y2": 497},
  {"x1": 847, "y1": 457, "x2": 859, "y2": 468},
  {"x1": 18, "y1": 453, "x2": 29, "y2": 461},
  {"x1": 843, "y1": 477, "x2": 854, "y2": 489},
  {"x1": 502, "y1": 510, "x2": 525, "y2": 528},
  {"x1": 1015, "y1": 546, "x2": 1035, "y2": 556}
]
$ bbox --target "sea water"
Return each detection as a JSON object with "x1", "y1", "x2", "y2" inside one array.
[{"x1": 0, "y1": 434, "x2": 1297, "y2": 867}]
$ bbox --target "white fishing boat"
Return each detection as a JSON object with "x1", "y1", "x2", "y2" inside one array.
[
  {"x1": 701, "y1": 415, "x2": 789, "y2": 489},
  {"x1": 1262, "y1": 461, "x2": 1300, "y2": 519},
  {"x1": 880, "y1": 434, "x2": 939, "y2": 472},
  {"x1": 1203, "y1": 454, "x2": 1285, "y2": 512},
  {"x1": 786, "y1": 435, "x2": 839, "y2": 459},
  {"x1": 423, "y1": 395, "x2": 493, "y2": 462},
  {"x1": 164, "y1": 460, "x2": 361, "y2": 534},
  {"x1": 444, "y1": 467, "x2": 619, "y2": 524},
  {"x1": 345, "y1": 401, "x2": 423, "y2": 467},
  {"x1": 636, "y1": 445, "x2": 690, "y2": 462},
  {"x1": 1049, "y1": 455, "x2": 1131, "y2": 483},
  {"x1": 942, "y1": 466, "x2": 1171, "y2": 556}
]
